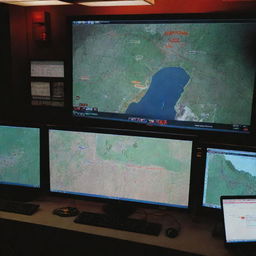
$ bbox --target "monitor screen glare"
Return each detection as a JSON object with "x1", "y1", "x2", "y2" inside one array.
[
  {"x1": 203, "y1": 148, "x2": 256, "y2": 209},
  {"x1": 222, "y1": 198, "x2": 256, "y2": 243},
  {"x1": 72, "y1": 19, "x2": 256, "y2": 133},
  {"x1": 49, "y1": 129, "x2": 193, "y2": 208},
  {"x1": 0, "y1": 125, "x2": 40, "y2": 188}
]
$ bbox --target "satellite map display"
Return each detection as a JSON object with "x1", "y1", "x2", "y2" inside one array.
[
  {"x1": 203, "y1": 148, "x2": 256, "y2": 208},
  {"x1": 0, "y1": 126, "x2": 40, "y2": 187},
  {"x1": 73, "y1": 21, "x2": 256, "y2": 127},
  {"x1": 49, "y1": 130, "x2": 192, "y2": 207}
]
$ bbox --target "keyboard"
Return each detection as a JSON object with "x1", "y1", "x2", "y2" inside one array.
[
  {"x1": 0, "y1": 199, "x2": 39, "y2": 215},
  {"x1": 74, "y1": 211, "x2": 162, "y2": 236}
]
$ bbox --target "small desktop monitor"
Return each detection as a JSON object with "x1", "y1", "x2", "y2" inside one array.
[
  {"x1": 202, "y1": 146, "x2": 256, "y2": 209},
  {"x1": 49, "y1": 128, "x2": 193, "y2": 209},
  {"x1": 0, "y1": 124, "x2": 40, "y2": 188},
  {"x1": 221, "y1": 196, "x2": 256, "y2": 244},
  {"x1": 71, "y1": 15, "x2": 256, "y2": 133}
]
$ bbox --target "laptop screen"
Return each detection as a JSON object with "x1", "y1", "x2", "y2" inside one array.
[{"x1": 222, "y1": 197, "x2": 256, "y2": 244}]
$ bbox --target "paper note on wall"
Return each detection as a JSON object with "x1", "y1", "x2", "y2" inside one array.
[
  {"x1": 31, "y1": 81, "x2": 51, "y2": 98},
  {"x1": 31, "y1": 61, "x2": 64, "y2": 78}
]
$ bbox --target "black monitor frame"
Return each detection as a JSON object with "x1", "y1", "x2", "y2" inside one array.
[
  {"x1": 196, "y1": 141, "x2": 256, "y2": 217},
  {"x1": 46, "y1": 124, "x2": 198, "y2": 212},
  {"x1": 67, "y1": 13, "x2": 256, "y2": 136},
  {"x1": 0, "y1": 121, "x2": 43, "y2": 201}
]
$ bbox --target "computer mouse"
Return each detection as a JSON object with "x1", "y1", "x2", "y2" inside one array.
[{"x1": 165, "y1": 227, "x2": 180, "y2": 238}]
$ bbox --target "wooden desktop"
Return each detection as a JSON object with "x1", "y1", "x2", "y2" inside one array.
[{"x1": 0, "y1": 196, "x2": 232, "y2": 256}]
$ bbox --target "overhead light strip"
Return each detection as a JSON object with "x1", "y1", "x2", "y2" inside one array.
[
  {"x1": 0, "y1": 0, "x2": 72, "y2": 5},
  {"x1": 78, "y1": 0, "x2": 154, "y2": 6},
  {"x1": 0, "y1": 0, "x2": 155, "y2": 7}
]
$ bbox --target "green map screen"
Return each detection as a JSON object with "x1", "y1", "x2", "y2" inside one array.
[
  {"x1": 0, "y1": 125, "x2": 40, "y2": 188},
  {"x1": 203, "y1": 148, "x2": 256, "y2": 209},
  {"x1": 49, "y1": 129, "x2": 193, "y2": 208},
  {"x1": 72, "y1": 18, "x2": 256, "y2": 133}
]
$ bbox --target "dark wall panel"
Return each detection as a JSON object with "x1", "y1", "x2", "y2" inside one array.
[
  {"x1": 0, "y1": 4, "x2": 11, "y2": 118},
  {"x1": 9, "y1": 6, "x2": 29, "y2": 119}
]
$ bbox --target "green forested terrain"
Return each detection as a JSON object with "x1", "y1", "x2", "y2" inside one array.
[{"x1": 205, "y1": 154, "x2": 256, "y2": 207}]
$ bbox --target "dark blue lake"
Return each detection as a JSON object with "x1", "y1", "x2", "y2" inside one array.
[{"x1": 126, "y1": 67, "x2": 190, "y2": 120}]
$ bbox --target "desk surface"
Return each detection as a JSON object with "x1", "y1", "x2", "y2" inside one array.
[{"x1": 0, "y1": 196, "x2": 231, "y2": 256}]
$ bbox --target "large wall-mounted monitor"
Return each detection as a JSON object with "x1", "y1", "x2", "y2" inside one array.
[
  {"x1": 71, "y1": 15, "x2": 256, "y2": 134},
  {"x1": 201, "y1": 145, "x2": 256, "y2": 209},
  {"x1": 49, "y1": 128, "x2": 194, "y2": 209},
  {"x1": 0, "y1": 124, "x2": 40, "y2": 188}
]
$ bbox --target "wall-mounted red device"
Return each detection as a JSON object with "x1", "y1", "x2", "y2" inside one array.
[{"x1": 32, "y1": 11, "x2": 51, "y2": 42}]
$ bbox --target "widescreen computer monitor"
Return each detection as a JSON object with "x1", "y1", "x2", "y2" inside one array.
[
  {"x1": 49, "y1": 129, "x2": 193, "y2": 208},
  {"x1": 72, "y1": 15, "x2": 256, "y2": 133},
  {"x1": 0, "y1": 125, "x2": 40, "y2": 188},
  {"x1": 202, "y1": 147, "x2": 256, "y2": 209}
]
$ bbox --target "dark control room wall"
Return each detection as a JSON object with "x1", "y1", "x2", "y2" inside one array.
[
  {"x1": 0, "y1": 4, "x2": 11, "y2": 118},
  {"x1": 24, "y1": 0, "x2": 256, "y2": 60},
  {"x1": 10, "y1": 6, "x2": 29, "y2": 115},
  {"x1": 0, "y1": 5, "x2": 30, "y2": 121}
]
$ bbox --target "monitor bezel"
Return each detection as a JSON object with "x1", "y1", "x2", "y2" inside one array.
[
  {"x1": 0, "y1": 121, "x2": 43, "y2": 201},
  {"x1": 68, "y1": 13, "x2": 256, "y2": 136},
  {"x1": 197, "y1": 142, "x2": 256, "y2": 216},
  {"x1": 46, "y1": 124, "x2": 197, "y2": 212}
]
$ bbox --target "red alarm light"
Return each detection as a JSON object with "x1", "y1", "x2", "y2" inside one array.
[{"x1": 32, "y1": 11, "x2": 50, "y2": 42}]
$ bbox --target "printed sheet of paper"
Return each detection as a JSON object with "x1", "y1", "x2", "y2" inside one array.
[
  {"x1": 31, "y1": 61, "x2": 64, "y2": 78},
  {"x1": 52, "y1": 82, "x2": 64, "y2": 98},
  {"x1": 31, "y1": 81, "x2": 51, "y2": 97}
]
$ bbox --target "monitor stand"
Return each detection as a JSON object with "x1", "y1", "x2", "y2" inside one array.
[{"x1": 102, "y1": 202, "x2": 137, "y2": 219}]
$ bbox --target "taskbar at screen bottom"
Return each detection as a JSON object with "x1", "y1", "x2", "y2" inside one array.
[
  {"x1": 73, "y1": 111, "x2": 250, "y2": 134},
  {"x1": 227, "y1": 239, "x2": 256, "y2": 244},
  {"x1": 202, "y1": 202, "x2": 221, "y2": 209},
  {"x1": 0, "y1": 181, "x2": 40, "y2": 188},
  {"x1": 51, "y1": 189, "x2": 189, "y2": 209}
]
